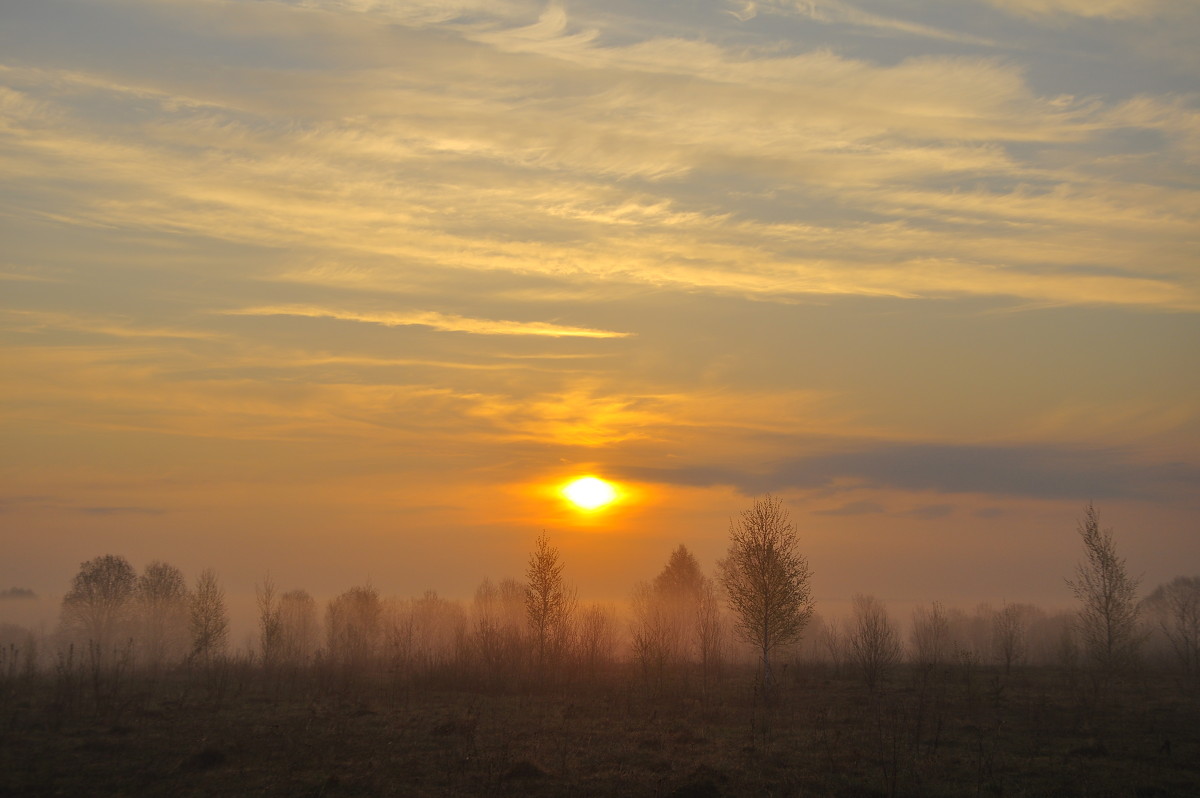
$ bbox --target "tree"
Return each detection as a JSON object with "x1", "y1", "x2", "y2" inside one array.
[
  {"x1": 525, "y1": 532, "x2": 575, "y2": 671},
  {"x1": 654, "y1": 545, "x2": 705, "y2": 599},
  {"x1": 1065, "y1": 503, "x2": 1141, "y2": 673},
  {"x1": 470, "y1": 577, "x2": 525, "y2": 683},
  {"x1": 695, "y1": 576, "x2": 726, "y2": 693},
  {"x1": 136, "y1": 560, "x2": 189, "y2": 668},
  {"x1": 910, "y1": 601, "x2": 950, "y2": 669},
  {"x1": 60, "y1": 554, "x2": 137, "y2": 656},
  {"x1": 256, "y1": 575, "x2": 284, "y2": 667},
  {"x1": 992, "y1": 602, "x2": 1032, "y2": 674},
  {"x1": 718, "y1": 495, "x2": 814, "y2": 690},
  {"x1": 847, "y1": 594, "x2": 901, "y2": 690},
  {"x1": 631, "y1": 544, "x2": 707, "y2": 686},
  {"x1": 574, "y1": 602, "x2": 618, "y2": 677},
  {"x1": 630, "y1": 580, "x2": 682, "y2": 688},
  {"x1": 188, "y1": 568, "x2": 229, "y2": 663},
  {"x1": 279, "y1": 589, "x2": 318, "y2": 665},
  {"x1": 326, "y1": 584, "x2": 383, "y2": 667},
  {"x1": 1142, "y1": 576, "x2": 1200, "y2": 680}
]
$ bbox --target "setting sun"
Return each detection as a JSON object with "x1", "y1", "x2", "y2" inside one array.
[{"x1": 562, "y1": 476, "x2": 618, "y2": 511}]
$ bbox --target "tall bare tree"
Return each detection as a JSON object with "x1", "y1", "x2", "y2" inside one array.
[
  {"x1": 188, "y1": 568, "x2": 229, "y2": 663},
  {"x1": 136, "y1": 560, "x2": 189, "y2": 668},
  {"x1": 695, "y1": 576, "x2": 726, "y2": 692},
  {"x1": 60, "y1": 554, "x2": 137, "y2": 656},
  {"x1": 256, "y1": 575, "x2": 284, "y2": 667},
  {"x1": 525, "y1": 532, "x2": 575, "y2": 672},
  {"x1": 718, "y1": 495, "x2": 814, "y2": 690},
  {"x1": 1066, "y1": 503, "x2": 1141, "y2": 673}
]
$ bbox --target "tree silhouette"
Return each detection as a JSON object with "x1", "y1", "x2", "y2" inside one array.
[
  {"x1": 653, "y1": 544, "x2": 705, "y2": 599},
  {"x1": 60, "y1": 554, "x2": 137, "y2": 656},
  {"x1": 189, "y1": 568, "x2": 229, "y2": 663},
  {"x1": 1142, "y1": 575, "x2": 1199, "y2": 680},
  {"x1": 279, "y1": 589, "x2": 318, "y2": 665},
  {"x1": 1066, "y1": 503, "x2": 1141, "y2": 674},
  {"x1": 719, "y1": 495, "x2": 814, "y2": 691},
  {"x1": 326, "y1": 584, "x2": 382, "y2": 667},
  {"x1": 136, "y1": 560, "x2": 189, "y2": 668},
  {"x1": 848, "y1": 594, "x2": 901, "y2": 690},
  {"x1": 525, "y1": 532, "x2": 574, "y2": 672},
  {"x1": 910, "y1": 601, "x2": 950, "y2": 669},
  {"x1": 256, "y1": 575, "x2": 284, "y2": 667}
]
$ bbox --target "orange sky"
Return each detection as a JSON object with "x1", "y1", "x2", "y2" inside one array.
[{"x1": 2, "y1": 0, "x2": 1198, "y2": 619}]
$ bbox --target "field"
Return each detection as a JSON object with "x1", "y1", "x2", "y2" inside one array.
[{"x1": 3, "y1": 659, "x2": 1198, "y2": 797}]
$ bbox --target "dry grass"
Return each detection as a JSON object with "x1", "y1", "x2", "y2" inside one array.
[{"x1": 2, "y1": 660, "x2": 1198, "y2": 797}]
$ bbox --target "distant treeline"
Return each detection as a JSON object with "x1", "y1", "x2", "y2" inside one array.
[{"x1": 2, "y1": 503, "x2": 1198, "y2": 693}]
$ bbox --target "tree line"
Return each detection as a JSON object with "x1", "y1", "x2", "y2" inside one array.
[{"x1": 4, "y1": 498, "x2": 1198, "y2": 692}]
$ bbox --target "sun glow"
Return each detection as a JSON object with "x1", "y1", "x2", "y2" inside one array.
[{"x1": 562, "y1": 476, "x2": 618, "y2": 511}]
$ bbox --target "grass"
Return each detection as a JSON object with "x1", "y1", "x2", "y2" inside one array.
[{"x1": 2, "y1": 659, "x2": 1198, "y2": 797}]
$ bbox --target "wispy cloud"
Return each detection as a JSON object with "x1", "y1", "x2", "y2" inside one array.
[
  {"x1": 222, "y1": 305, "x2": 631, "y2": 338},
  {"x1": 763, "y1": 0, "x2": 999, "y2": 46},
  {"x1": 980, "y1": 0, "x2": 1165, "y2": 20}
]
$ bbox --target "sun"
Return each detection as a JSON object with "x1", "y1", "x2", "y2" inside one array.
[{"x1": 561, "y1": 476, "x2": 618, "y2": 511}]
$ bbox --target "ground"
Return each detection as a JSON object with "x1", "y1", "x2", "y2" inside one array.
[{"x1": 2, "y1": 661, "x2": 1198, "y2": 796}]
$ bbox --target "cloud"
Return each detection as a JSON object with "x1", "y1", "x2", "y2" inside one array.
[
  {"x1": 223, "y1": 305, "x2": 632, "y2": 338},
  {"x1": 979, "y1": 0, "x2": 1164, "y2": 20},
  {"x1": 622, "y1": 442, "x2": 1200, "y2": 503},
  {"x1": 974, "y1": 507, "x2": 1008, "y2": 518},
  {"x1": 763, "y1": 1, "x2": 999, "y2": 46},
  {"x1": 901, "y1": 503, "x2": 956, "y2": 520},
  {"x1": 3, "y1": 11, "x2": 1197, "y2": 311},
  {"x1": 812, "y1": 500, "x2": 885, "y2": 516}
]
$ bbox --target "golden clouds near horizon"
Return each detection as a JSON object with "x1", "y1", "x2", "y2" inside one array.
[{"x1": 561, "y1": 476, "x2": 619, "y2": 512}]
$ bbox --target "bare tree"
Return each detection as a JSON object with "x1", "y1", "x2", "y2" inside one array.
[
  {"x1": 695, "y1": 576, "x2": 725, "y2": 692},
  {"x1": 992, "y1": 602, "x2": 1032, "y2": 674},
  {"x1": 1142, "y1": 576, "x2": 1200, "y2": 680},
  {"x1": 326, "y1": 584, "x2": 382, "y2": 667},
  {"x1": 910, "y1": 601, "x2": 951, "y2": 669},
  {"x1": 525, "y1": 532, "x2": 575, "y2": 672},
  {"x1": 470, "y1": 577, "x2": 525, "y2": 683},
  {"x1": 574, "y1": 602, "x2": 618, "y2": 677},
  {"x1": 256, "y1": 575, "x2": 284, "y2": 667},
  {"x1": 383, "y1": 590, "x2": 468, "y2": 677},
  {"x1": 136, "y1": 560, "x2": 189, "y2": 668},
  {"x1": 1066, "y1": 503, "x2": 1142, "y2": 673},
  {"x1": 848, "y1": 594, "x2": 901, "y2": 690},
  {"x1": 630, "y1": 580, "x2": 682, "y2": 688},
  {"x1": 60, "y1": 554, "x2": 137, "y2": 656},
  {"x1": 819, "y1": 616, "x2": 846, "y2": 674},
  {"x1": 718, "y1": 495, "x2": 814, "y2": 690},
  {"x1": 188, "y1": 568, "x2": 229, "y2": 663},
  {"x1": 279, "y1": 589, "x2": 318, "y2": 665}
]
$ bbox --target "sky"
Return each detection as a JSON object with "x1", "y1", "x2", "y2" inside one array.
[{"x1": 2, "y1": 0, "x2": 1198, "y2": 619}]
